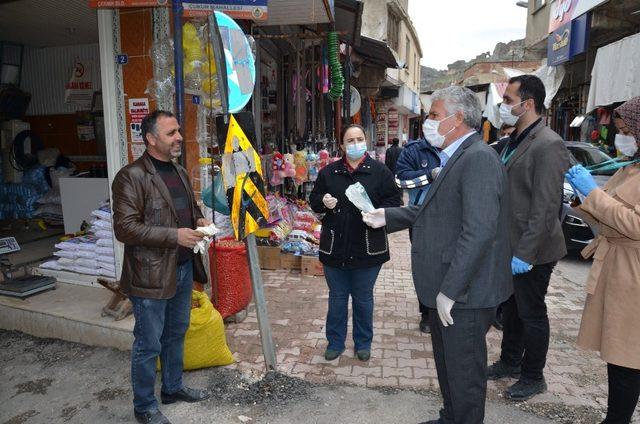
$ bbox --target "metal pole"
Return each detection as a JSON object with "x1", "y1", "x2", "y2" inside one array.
[
  {"x1": 172, "y1": 0, "x2": 185, "y2": 164},
  {"x1": 244, "y1": 233, "x2": 277, "y2": 370}
]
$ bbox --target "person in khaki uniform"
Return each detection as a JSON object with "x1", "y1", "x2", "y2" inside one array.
[{"x1": 566, "y1": 96, "x2": 640, "y2": 424}]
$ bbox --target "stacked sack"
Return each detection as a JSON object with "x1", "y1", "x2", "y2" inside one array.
[{"x1": 40, "y1": 203, "x2": 117, "y2": 279}]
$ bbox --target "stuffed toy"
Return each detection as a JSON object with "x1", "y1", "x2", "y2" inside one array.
[
  {"x1": 270, "y1": 152, "x2": 284, "y2": 186},
  {"x1": 306, "y1": 151, "x2": 319, "y2": 182},
  {"x1": 318, "y1": 149, "x2": 330, "y2": 170},
  {"x1": 294, "y1": 149, "x2": 308, "y2": 185},
  {"x1": 283, "y1": 153, "x2": 296, "y2": 178}
]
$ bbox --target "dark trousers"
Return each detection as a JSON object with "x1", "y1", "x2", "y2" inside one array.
[
  {"x1": 409, "y1": 227, "x2": 429, "y2": 318},
  {"x1": 323, "y1": 264, "x2": 382, "y2": 352},
  {"x1": 500, "y1": 262, "x2": 556, "y2": 381},
  {"x1": 603, "y1": 363, "x2": 640, "y2": 424},
  {"x1": 430, "y1": 307, "x2": 495, "y2": 424}
]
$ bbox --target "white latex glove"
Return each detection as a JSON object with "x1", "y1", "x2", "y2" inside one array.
[
  {"x1": 436, "y1": 292, "x2": 455, "y2": 327},
  {"x1": 193, "y1": 223, "x2": 218, "y2": 255},
  {"x1": 322, "y1": 193, "x2": 338, "y2": 209},
  {"x1": 362, "y1": 208, "x2": 386, "y2": 228}
]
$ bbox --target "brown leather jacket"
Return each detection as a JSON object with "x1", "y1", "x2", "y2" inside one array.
[{"x1": 112, "y1": 152, "x2": 207, "y2": 299}]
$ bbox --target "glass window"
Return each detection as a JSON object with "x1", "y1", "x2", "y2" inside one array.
[{"x1": 387, "y1": 12, "x2": 400, "y2": 51}]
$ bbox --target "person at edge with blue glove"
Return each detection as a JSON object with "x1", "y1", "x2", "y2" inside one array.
[
  {"x1": 567, "y1": 96, "x2": 640, "y2": 424},
  {"x1": 487, "y1": 75, "x2": 571, "y2": 402}
]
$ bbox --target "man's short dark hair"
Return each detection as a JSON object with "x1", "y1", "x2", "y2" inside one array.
[
  {"x1": 141, "y1": 110, "x2": 175, "y2": 146},
  {"x1": 509, "y1": 75, "x2": 546, "y2": 115},
  {"x1": 392, "y1": 137, "x2": 399, "y2": 146}
]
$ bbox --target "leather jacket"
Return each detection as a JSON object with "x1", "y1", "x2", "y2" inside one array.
[{"x1": 112, "y1": 152, "x2": 207, "y2": 299}]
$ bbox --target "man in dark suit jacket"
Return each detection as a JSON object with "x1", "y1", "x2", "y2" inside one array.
[
  {"x1": 487, "y1": 75, "x2": 570, "y2": 401},
  {"x1": 363, "y1": 86, "x2": 512, "y2": 424},
  {"x1": 384, "y1": 137, "x2": 402, "y2": 175}
]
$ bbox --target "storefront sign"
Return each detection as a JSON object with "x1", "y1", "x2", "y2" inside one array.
[
  {"x1": 89, "y1": 0, "x2": 168, "y2": 7},
  {"x1": 183, "y1": 0, "x2": 268, "y2": 21},
  {"x1": 547, "y1": 13, "x2": 590, "y2": 66},
  {"x1": 375, "y1": 113, "x2": 386, "y2": 146},
  {"x1": 548, "y1": 0, "x2": 605, "y2": 33},
  {"x1": 64, "y1": 61, "x2": 94, "y2": 109},
  {"x1": 128, "y1": 98, "x2": 149, "y2": 143}
]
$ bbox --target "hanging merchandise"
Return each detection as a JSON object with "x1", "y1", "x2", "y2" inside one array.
[
  {"x1": 306, "y1": 151, "x2": 319, "y2": 182},
  {"x1": 270, "y1": 152, "x2": 285, "y2": 186},
  {"x1": 202, "y1": 175, "x2": 231, "y2": 215},
  {"x1": 147, "y1": 38, "x2": 176, "y2": 110},
  {"x1": 317, "y1": 149, "x2": 331, "y2": 169},
  {"x1": 293, "y1": 149, "x2": 308, "y2": 185},
  {"x1": 327, "y1": 32, "x2": 344, "y2": 101},
  {"x1": 282, "y1": 153, "x2": 296, "y2": 177}
]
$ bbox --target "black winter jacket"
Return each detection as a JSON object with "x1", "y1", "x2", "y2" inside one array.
[{"x1": 309, "y1": 155, "x2": 402, "y2": 269}]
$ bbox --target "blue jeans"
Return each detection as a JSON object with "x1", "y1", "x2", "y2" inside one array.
[
  {"x1": 130, "y1": 259, "x2": 193, "y2": 413},
  {"x1": 323, "y1": 265, "x2": 382, "y2": 352}
]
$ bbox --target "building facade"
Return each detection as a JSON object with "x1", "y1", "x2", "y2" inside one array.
[{"x1": 360, "y1": 0, "x2": 422, "y2": 153}]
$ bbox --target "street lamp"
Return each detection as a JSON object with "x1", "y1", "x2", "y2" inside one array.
[{"x1": 516, "y1": 1, "x2": 529, "y2": 7}]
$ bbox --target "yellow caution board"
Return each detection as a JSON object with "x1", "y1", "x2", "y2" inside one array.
[{"x1": 217, "y1": 113, "x2": 269, "y2": 240}]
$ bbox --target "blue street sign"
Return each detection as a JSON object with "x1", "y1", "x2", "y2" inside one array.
[{"x1": 116, "y1": 54, "x2": 128, "y2": 65}]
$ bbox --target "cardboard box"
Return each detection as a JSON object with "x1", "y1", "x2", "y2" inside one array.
[
  {"x1": 280, "y1": 253, "x2": 302, "y2": 270},
  {"x1": 301, "y1": 255, "x2": 324, "y2": 276},
  {"x1": 257, "y1": 246, "x2": 281, "y2": 270}
]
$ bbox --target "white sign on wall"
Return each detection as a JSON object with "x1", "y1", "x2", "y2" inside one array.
[{"x1": 64, "y1": 61, "x2": 94, "y2": 108}]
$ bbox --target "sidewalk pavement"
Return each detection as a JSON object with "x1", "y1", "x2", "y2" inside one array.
[{"x1": 224, "y1": 230, "x2": 615, "y2": 422}]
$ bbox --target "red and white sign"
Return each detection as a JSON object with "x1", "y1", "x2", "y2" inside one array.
[
  {"x1": 64, "y1": 61, "x2": 94, "y2": 108},
  {"x1": 89, "y1": 0, "x2": 168, "y2": 8},
  {"x1": 128, "y1": 98, "x2": 150, "y2": 143}
]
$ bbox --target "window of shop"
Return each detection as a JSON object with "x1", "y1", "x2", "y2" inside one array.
[{"x1": 387, "y1": 11, "x2": 400, "y2": 52}]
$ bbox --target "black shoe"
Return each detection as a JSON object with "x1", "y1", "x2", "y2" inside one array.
[
  {"x1": 487, "y1": 360, "x2": 521, "y2": 380},
  {"x1": 324, "y1": 349, "x2": 344, "y2": 361},
  {"x1": 505, "y1": 378, "x2": 547, "y2": 401},
  {"x1": 160, "y1": 387, "x2": 211, "y2": 405},
  {"x1": 418, "y1": 420, "x2": 443, "y2": 424},
  {"x1": 419, "y1": 316, "x2": 431, "y2": 334},
  {"x1": 355, "y1": 349, "x2": 371, "y2": 361},
  {"x1": 134, "y1": 410, "x2": 171, "y2": 424}
]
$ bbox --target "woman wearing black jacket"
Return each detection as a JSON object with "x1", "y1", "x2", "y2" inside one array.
[{"x1": 310, "y1": 124, "x2": 402, "y2": 361}]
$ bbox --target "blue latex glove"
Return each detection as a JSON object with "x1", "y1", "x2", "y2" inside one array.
[
  {"x1": 566, "y1": 165, "x2": 598, "y2": 197},
  {"x1": 511, "y1": 257, "x2": 532, "y2": 275}
]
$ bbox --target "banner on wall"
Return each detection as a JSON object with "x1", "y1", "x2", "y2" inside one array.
[
  {"x1": 64, "y1": 61, "x2": 94, "y2": 108},
  {"x1": 128, "y1": 98, "x2": 150, "y2": 143}
]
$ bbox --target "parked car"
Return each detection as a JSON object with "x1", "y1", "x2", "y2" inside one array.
[{"x1": 561, "y1": 142, "x2": 615, "y2": 251}]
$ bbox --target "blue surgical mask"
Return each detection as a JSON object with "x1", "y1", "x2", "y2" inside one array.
[{"x1": 346, "y1": 142, "x2": 367, "y2": 161}]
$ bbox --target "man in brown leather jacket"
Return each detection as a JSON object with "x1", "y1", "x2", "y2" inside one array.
[{"x1": 112, "y1": 110, "x2": 211, "y2": 424}]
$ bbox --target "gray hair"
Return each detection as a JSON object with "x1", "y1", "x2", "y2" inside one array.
[{"x1": 431, "y1": 86, "x2": 482, "y2": 130}]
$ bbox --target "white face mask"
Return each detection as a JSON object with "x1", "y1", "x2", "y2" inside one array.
[
  {"x1": 615, "y1": 134, "x2": 638, "y2": 157},
  {"x1": 499, "y1": 101, "x2": 526, "y2": 126},
  {"x1": 423, "y1": 114, "x2": 456, "y2": 148}
]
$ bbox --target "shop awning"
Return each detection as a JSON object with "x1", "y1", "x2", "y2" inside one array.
[
  {"x1": 587, "y1": 32, "x2": 640, "y2": 112},
  {"x1": 353, "y1": 36, "x2": 398, "y2": 69},
  {"x1": 258, "y1": 0, "x2": 334, "y2": 26}
]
